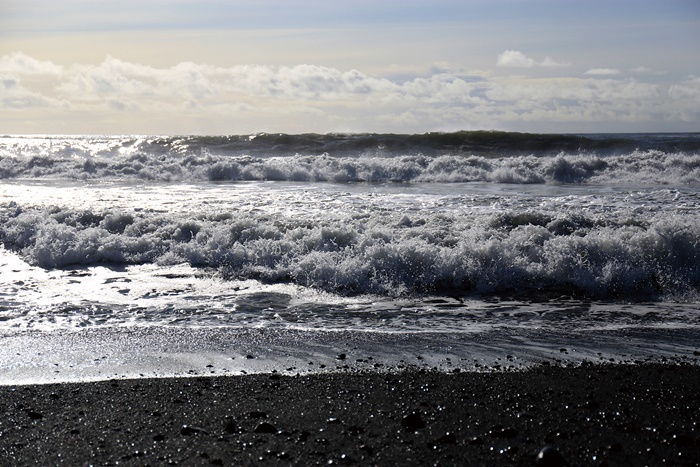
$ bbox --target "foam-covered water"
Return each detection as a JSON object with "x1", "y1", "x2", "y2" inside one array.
[{"x1": 1, "y1": 132, "x2": 699, "y2": 383}]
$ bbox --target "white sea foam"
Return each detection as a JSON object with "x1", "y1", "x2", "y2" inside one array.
[
  {"x1": 2, "y1": 150, "x2": 697, "y2": 185},
  {"x1": 0, "y1": 181, "x2": 700, "y2": 299}
]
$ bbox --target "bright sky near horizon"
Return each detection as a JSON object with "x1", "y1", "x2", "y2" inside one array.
[{"x1": 1, "y1": 0, "x2": 699, "y2": 135}]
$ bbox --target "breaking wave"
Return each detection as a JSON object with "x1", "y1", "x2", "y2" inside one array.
[
  {"x1": 1, "y1": 132, "x2": 699, "y2": 185},
  {"x1": 2, "y1": 203, "x2": 698, "y2": 301}
]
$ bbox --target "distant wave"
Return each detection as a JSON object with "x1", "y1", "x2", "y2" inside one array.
[
  {"x1": 1, "y1": 132, "x2": 700, "y2": 184},
  {"x1": 135, "y1": 131, "x2": 700, "y2": 157},
  {"x1": 2, "y1": 203, "x2": 698, "y2": 300}
]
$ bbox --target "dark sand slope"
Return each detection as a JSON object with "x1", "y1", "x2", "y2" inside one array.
[{"x1": 1, "y1": 364, "x2": 699, "y2": 466}]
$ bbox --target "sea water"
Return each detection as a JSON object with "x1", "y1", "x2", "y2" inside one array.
[{"x1": 1, "y1": 132, "x2": 699, "y2": 383}]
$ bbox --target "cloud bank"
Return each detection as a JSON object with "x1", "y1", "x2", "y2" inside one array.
[{"x1": 0, "y1": 52, "x2": 698, "y2": 134}]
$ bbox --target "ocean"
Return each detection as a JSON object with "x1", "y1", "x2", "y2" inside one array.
[{"x1": 1, "y1": 131, "x2": 699, "y2": 383}]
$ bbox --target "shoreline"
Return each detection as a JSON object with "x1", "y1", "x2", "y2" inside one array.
[
  {"x1": 3, "y1": 325, "x2": 699, "y2": 386},
  {"x1": 1, "y1": 363, "x2": 699, "y2": 465}
]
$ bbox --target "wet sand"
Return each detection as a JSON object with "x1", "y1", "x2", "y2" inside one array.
[{"x1": 1, "y1": 363, "x2": 699, "y2": 466}]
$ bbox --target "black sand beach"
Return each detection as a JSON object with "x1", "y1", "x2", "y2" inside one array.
[{"x1": 1, "y1": 363, "x2": 699, "y2": 466}]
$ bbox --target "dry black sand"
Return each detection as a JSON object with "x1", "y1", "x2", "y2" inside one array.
[{"x1": 1, "y1": 363, "x2": 699, "y2": 466}]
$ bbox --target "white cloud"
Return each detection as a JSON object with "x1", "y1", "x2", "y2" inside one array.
[
  {"x1": 669, "y1": 76, "x2": 700, "y2": 100},
  {"x1": 584, "y1": 68, "x2": 621, "y2": 76},
  {"x1": 538, "y1": 56, "x2": 571, "y2": 68},
  {"x1": 53, "y1": 59, "x2": 399, "y2": 103},
  {"x1": 0, "y1": 52, "x2": 63, "y2": 75},
  {"x1": 497, "y1": 50, "x2": 536, "y2": 68},
  {"x1": 497, "y1": 50, "x2": 569, "y2": 68},
  {"x1": 630, "y1": 66, "x2": 666, "y2": 76},
  {"x1": 0, "y1": 73, "x2": 61, "y2": 108}
]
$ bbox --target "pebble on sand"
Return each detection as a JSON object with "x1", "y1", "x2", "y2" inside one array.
[
  {"x1": 254, "y1": 422, "x2": 278, "y2": 434},
  {"x1": 536, "y1": 446, "x2": 569, "y2": 467},
  {"x1": 401, "y1": 412, "x2": 425, "y2": 431}
]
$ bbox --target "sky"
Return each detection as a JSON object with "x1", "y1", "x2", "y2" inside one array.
[{"x1": 1, "y1": 0, "x2": 699, "y2": 135}]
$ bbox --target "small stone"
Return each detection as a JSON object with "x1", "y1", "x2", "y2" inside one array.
[
  {"x1": 27, "y1": 411, "x2": 43, "y2": 420},
  {"x1": 180, "y1": 425, "x2": 207, "y2": 436},
  {"x1": 436, "y1": 433, "x2": 457, "y2": 444},
  {"x1": 336, "y1": 353, "x2": 347, "y2": 360},
  {"x1": 224, "y1": 421, "x2": 239, "y2": 434},
  {"x1": 582, "y1": 399, "x2": 600, "y2": 410},
  {"x1": 490, "y1": 425, "x2": 517, "y2": 438},
  {"x1": 254, "y1": 422, "x2": 278, "y2": 434},
  {"x1": 536, "y1": 446, "x2": 569, "y2": 467},
  {"x1": 669, "y1": 433, "x2": 695, "y2": 447},
  {"x1": 401, "y1": 412, "x2": 425, "y2": 431}
]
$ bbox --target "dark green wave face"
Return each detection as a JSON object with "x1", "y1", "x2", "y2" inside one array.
[{"x1": 141, "y1": 131, "x2": 700, "y2": 158}]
